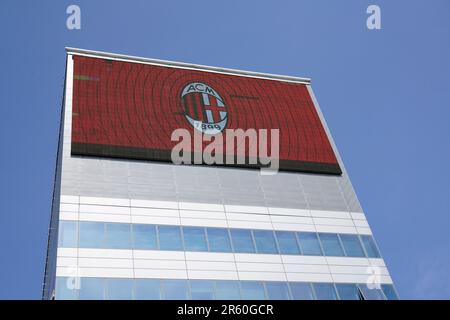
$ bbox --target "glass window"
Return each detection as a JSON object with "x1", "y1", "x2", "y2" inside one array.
[
  {"x1": 79, "y1": 278, "x2": 105, "y2": 300},
  {"x1": 240, "y1": 281, "x2": 266, "y2": 300},
  {"x1": 55, "y1": 277, "x2": 78, "y2": 300},
  {"x1": 313, "y1": 283, "x2": 338, "y2": 300},
  {"x1": 335, "y1": 284, "x2": 361, "y2": 300},
  {"x1": 163, "y1": 280, "x2": 189, "y2": 300},
  {"x1": 58, "y1": 221, "x2": 78, "y2": 247},
  {"x1": 253, "y1": 230, "x2": 278, "y2": 254},
  {"x1": 158, "y1": 225, "x2": 183, "y2": 251},
  {"x1": 358, "y1": 284, "x2": 385, "y2": 300},
  {"x1": 132, "y1": 224, "x2": 157, "y2": 250},
  {"x1": 275, "y1": 231, "x2": 301, "y2": 255},
  {"x1": 215, "y1": 281, "x2": 241, "y2": 299},
  {"x1": 190, "y1": 280, "x2": 215, "y2": 300},
  {"x1": 79, "y1": 221, "x2": 105, "y2": 248},
  {"x1": 183, "y1": 226, "x2": 208, "y2": 252},
  {"x1": 360, "y1": 235, "x2": 381, "y2": 258},
  {"x1": 381, "y1": 284, "x2": 399, "y2": 300},
  {"x1": 135, "y1": 279, "x2": 161, "y2": 300},
  {"x1": 339, "y1": 234, "x2": 365, "y2": 257},
  {"x1": 230, "y1": 229, "x2": 255, "y2": 253},
  {"x1": 318, "y1": 233, "x2": 345, "y2": 257},
  {"x1": 265, "y1": 282, "x2": 290, "y2": 300},
  {"x1": 289, "y1": 282, "x2": 314, "y2": 300},
  {"x1": 106, "y1": 279, "x2": 134, "y2": 300},
  {"x1": 206, "y1": 228, "x2": 232, "y2": 252},
  {"x1": 105, "y1": 223, "x2": 131, "y2": 249},
  {"x1": 297, "y1": 232, "x2": 323, "y2": 256}
]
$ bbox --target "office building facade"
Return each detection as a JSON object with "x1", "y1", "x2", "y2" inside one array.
[{"x1": 42, "y1": 48, "x2": 397, "y2": 300}]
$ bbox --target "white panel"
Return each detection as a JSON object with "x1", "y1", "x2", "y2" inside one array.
[
  {"x1": 56, "y1": 257, "x2": 78, "y2": 267},
  {"x1": 134, "y1": 269, "x2": 188, "y2": 279},
  {"x1": 131, "y1": 199, "x2": 178, "y2": 210},
  {"x1": 282, "y1": 255, "x2": 328, "y2": 265},
  {"x1": 60, "y1": 195, "x2": 79, "y2": 204},
  {"x1": 271, "y1": 223, "x2": 316, "y2": 232},
  {"x1": 180, "y1": 210, "x2": 226, "y2": 220},
  {"x1": 78, "y1": 258, "x2": 133, "y2": 268},
  {"x1": 369, "y1": 258, "x2": 387, "y2": 267},
  {"x1": 57, "y1": 248, "x2": 78, "y2": 257},
  {"x1": 226, "y1": 212, "x2": 271, "y2": 222},
  {"x1": 133, "y1": 250, "x2": 185, "y2": 260},
  {"x1": 80, "y1": 196, "x2": 130, "y2": 207},
  {"x1": 356, "y1": 227, "x2": 372, "y2": 235},
  {"x1": 180, "y1": 218, "x2": 228, "y2": 228},
  {"x1": 179, "y1": 202, "x2": 224, "y2": 212},
  {"x1": 79, "y1": 213, "x2": 131, "y2": 223},
  {"x1": 188, "y1": 270, "x2": 238, "y2": 280},
  {"x1": 354, "y1": 220, "x2": 370, "y2": 228},
  {"x1": 350, "y1": 212, "x2": 366, "y2": 220},
  {"x1": 78, "y1": 267, "x2": 134, "y2": 278},
  {"x1": 79, "y1": 204, "x2": 130, "y2": 215},
  {"x1": 225, "y1": 205, "x2": 268, "y2": 214},
  {"x1": 286, "y1": 273, "x2": 333, "y2": 283},
  {"x1": 283, "y1": 264, "x2": 330, "y2": 274},
  {"x1": 131, "y1": 207, "x2": 179, "y2": 217},
  {"x1": 134, "y1": 259, "x2": 187, "y2": 270},
  {"x1": 268, "y1": 207, "x2": 310, "y2": 217},
  {"x1": 236, "y1": 262, "x2": 284, "y2": 273},
  {"x1": 227, "y1": 220, "x2": 272, "y2": 230},
  {"x1": 314, "y1": 225, "x2": 358, "y2": 234},
  {"x1": 131, "y1": 215, "x2": 180, "y2": 226},
  {"x1": 270, "y1": 215, "x2": 314, "y2": 224},
  {"x1": 60, "y1": 212, "x2": 79, "y2": 221},
  {"x1": 238, "y1": 271, "x2": 287, "y2": 282},
  {"x1": 234, "y1": 253, "x2": 282, "y2": 263},
  {"x1": 186, "y1": 261, "x2": 237, "y2": 271},
  {"x1": 78, "y1": 248, "x2": 133, "y2": 259},
  {"x1": 313, "y1": 217, "x2": 354, "y2": 227},
  {"x1": 330, "y1": 273, "x2": 393, "y2": 284},
  {"x1": 310, "y1": 210, "x2": 351, "y2": 219},
  {"x1": 185, "y1": 252, "x2": 234, "y2": 262},
  {"x1": 60, "y1": 203, "x2": 79, "y2": 212},
  {"x1": 325, "y1": 257, "x2": 370, "y2": 266},
  {"x1": 329, "y1": 265, "x2": 376, "y2": 275}
]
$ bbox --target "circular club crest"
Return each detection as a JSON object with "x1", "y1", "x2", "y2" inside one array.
[{"x1": 181, "y1": 82, "x2": 228, "y2": 134}]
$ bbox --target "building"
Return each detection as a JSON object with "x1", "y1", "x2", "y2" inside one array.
[{"x1": 42, "y1": 48, "x2": 398, "y2": 300}]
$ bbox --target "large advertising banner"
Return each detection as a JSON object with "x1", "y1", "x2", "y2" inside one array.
[{"x1": 71, "y1": 55, "x2": 341, "y2": 174}]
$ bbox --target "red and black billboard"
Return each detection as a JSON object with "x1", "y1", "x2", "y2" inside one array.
[{"x1": 71, "y1": 55, "x2": 341, "y2": 175}]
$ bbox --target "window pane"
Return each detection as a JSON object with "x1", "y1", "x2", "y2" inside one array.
[
  {"x1": 135, "y1": 279, "x2": 161, "y2": 300},
  {"x1": 358, "y1": 284, "x2": 385, "y2": 300},
  {"x1": 381, "y1": 284, "x2": 399, "y2": 300},
  {"x1": 335, "y1": 284, "x2": 361, "y2": 300},
  {"x1": 105, "y1": 223, "x2": 131, "y2": 249},
  {"x1": 163, "y1": 280, "x2": 189, "y2": 300},
  {"x1": 206, "y1": 228, "x2": 232, "y2": 252},
  {"x1": 183, "y1": 226, "x2": 208, "y2": 252},
  {"x1": 79, "y1": 278, "x2": 105, "y2": 300},
  {"x1": 230, "y1": 229, "x2": 255, "y2": 253},
  {"x1": 240, "y1": 281, "x2": 266, "y2": 300},
  {"x1": 275, "y1": 231, "x2": 300, "y2": 255},
  {"x1": 360, "y1": 235, "x2": 381, "y2": 258},
  {"x1": 106, "y1": 279, "x2": 134, "y2": 300},
  {"x1": 318, "y1": 233, "x2": 344, "y2": 257},
  {"x1": 132, "y1": 224, "x2": 157, "y2": 250},
  {"x1": 158, "y1": 225, "x2": 183, "y2": 251},
  {"x1": 313, "y1": 283, "x2": 338, "y2": 300},
  {"x1": 289, "y1": 283, "x2": 314, "y2": 300},
  {"x1": 79, "y1": 222, "x2": 105, "y2": 248},
  {"x1": 297, "y1": 232, "x2": 323, "y2": 256},
  {"x1": 265, "y1": 282, "x2": 290, "y2": 300},
  {"x1": 190, "y1": 280, "x2": 215, "y2": 300},
  {"x1": 58, "y1": 221, "x2": 78, "y2": 247},
  {"x1": 215, "y1": 281, "x2": 241, "y2": 299},
  {"x1": 339, "y1": 234, "x2": 365, "y2": 257},
  {"x1": 253, "y1": 230, "x2": 278, "y2": 254},
  {"x1": 55, "y1": 277, "x2": 78, "y2": 300}
]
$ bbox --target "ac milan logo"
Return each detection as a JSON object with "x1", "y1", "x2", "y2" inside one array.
[{"x1": 181, "y1": 82, "x2": 228, "y2": 134}]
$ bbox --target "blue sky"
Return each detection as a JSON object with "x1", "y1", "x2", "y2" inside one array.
[{"x1": 0, "y1": 0, "x2": 449, "y2": 299}]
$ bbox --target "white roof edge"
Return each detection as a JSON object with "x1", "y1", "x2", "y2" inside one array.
[{"x1": 65, "y1": 47, "x2": 311, "y2": 84}]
